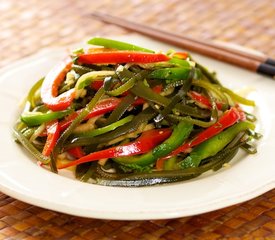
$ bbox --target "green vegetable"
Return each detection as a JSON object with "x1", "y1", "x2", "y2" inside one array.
[
  {"x1": 75, "y1": 115, "x2": 134, "y2": 137},
  {"x1": 87, "y1": 37, "x2": 154, "y2": 53},
  {"x1": 113, "y1": 121, "x2": 193, "y2": 170},
  {"x1": 13, "y1": 127, "x2": 50, "y2": 164},
  {"x1": 149, "y1": 67, "x2": 200, "y2": 83},
  {"x1": 21, "y1": 109, "x2": 72, "y2": 127},
  {"x1": 95, "y1": 143, "x2": 241, "y2": 187},
  {"x1": 67, "y1": 107, "x2": 157, "y2": 148},
  {"x1": 75, "y1": 71, "x2": 115, "y2": 90},
  {"x1": 179, "y1": 121, "x2": 255, "y2": 169}
]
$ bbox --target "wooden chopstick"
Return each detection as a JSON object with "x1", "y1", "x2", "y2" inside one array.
[{"x1": 91, "y1": 12, "x2": 275, "y2": 77}]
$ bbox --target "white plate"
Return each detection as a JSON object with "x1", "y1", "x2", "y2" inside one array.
[{"x1": 0, "y1": 35, "x2": 274, "y2": 220}]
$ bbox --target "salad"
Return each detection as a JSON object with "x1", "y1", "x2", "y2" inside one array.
[{"x1": 13, "y1": 37, "x2": 261, "y2": 187}]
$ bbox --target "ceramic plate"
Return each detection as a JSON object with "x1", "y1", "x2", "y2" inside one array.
[{"x1": 0, "y1": 35, "x2": 274, "y2": 220}]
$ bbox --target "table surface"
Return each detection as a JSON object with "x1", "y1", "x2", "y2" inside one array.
[{"x1": 0, "y1": 0, "x2": 274, "y2": 239}]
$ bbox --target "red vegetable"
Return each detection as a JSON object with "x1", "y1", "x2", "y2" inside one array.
[
  {"x1": 41, "y1": 57, "x2": 75, "y2": 111},
  {"x1": 67, "y1": 147, "x2": 85, "y2": 158},
  {"x1": 78, "y1": 51, "x2": 170, "y2": 64},
  {"x1": 42, "y1": 120, "x2": 60, "y2": 156},
  {"x1": 58, "y1": 128, "x2": 172, "y2": 169},
  {"x1": 156, "y1": 107, "x2": 241, "y2": 169},
  {"x1": 59, "y1": 97, "x2": 122, "y2": 131},
  {"x1": 188, "y1": 91, "x2": 223, "y2": 110},
  {"x1": 90, "y1": 80, "x2": 104, "y2": 90}
]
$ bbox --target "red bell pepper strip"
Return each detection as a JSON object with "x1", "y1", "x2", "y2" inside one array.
[
  {"x1": 42, "y1": 120, "x2": 60, "y2": 156},
  {"x1": 58, "y1": 128, "x2": 172, "y2": 169},
  {"x1": 156, "y1": 107, "x2": 241, "y2": 169},
  {"x1": 77, "y1": 51, "x2": 170, "y2": 64},
  {"x1": 90, "y1": 80, "x2": 104, "y2": 90},
  {"x1": 188, "y1": 91, "x2": 223, "y2": 110},
  {"x1": 59, "y1": 97, "x2": 122, "y2": 131},
  {"x1": 41, "y1": 57, "x2": 76, "y2": 111},
  {"x1": 67, "y1": 147, "x2": 85, "y2": 158}
]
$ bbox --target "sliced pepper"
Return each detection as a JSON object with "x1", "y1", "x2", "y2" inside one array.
[
  {"x1": 75, "y1": 70, "x2": 115, "y2": 90},
  {"x1": 179, "y1": 120, "x2": 255, "y2": 168},
  {"x1": 42, "y1": 120, "x2": 60, "y2": 156},
  {"x1": 59, "y1": 97, "x2": 122, "y2": 131},
  {"x1": 21, "y1": 109, "x2": 72, "y2": 127},
  {"x1": 74, "y1": 115, "x2": 134, "y2": 137},
  {"x1": 113, "y1": 121, "x2": 193, "y2": 170},
  {"x1": 67, "y1": 147, "x2": 85, "y2": 158},
  {"x1": 188, "y1": 91, "x2": 223, "y2": 110},
  {"x1": 41, "y1": 57, "x2": 75, "y2": 111},
  {"x1": 77, "y1": 51, "x2": 170, "y2": 64},
  {"x1": 58, "y1": 128, "x2": 172, "y2": 169},
  {"x1": 156, "y1": 107, "x2": 241, "y2": 169},
  {"x1": 87, "y1": 37, "x2": 154, "y2": 53},
  {"x1": 149, "y1": 67, "x2": 193, "y2": 80}
]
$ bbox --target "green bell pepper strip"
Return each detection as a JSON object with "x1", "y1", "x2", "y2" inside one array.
[
  {"x1": 105, "y1": 76, "x2": 136, "y2": 96},
  {"x1": 20, "y1": 109, "x2": 72, "y2": 127},
  {"x1": 178, "y1": 120, "x2": 255, "y2": 169},
  {"x1": 113, "y1": 121, "x2": 193, "y2": 170},
  {"x1": 168, "y1": 58, "x2": 191, "y2": 68},
  {"x1": 165, "y1": 107, "x2": 241, "y2": 157},
  {"x1": 74, "y1": 70, "x2": 115, "y2": 90},
  {"x1": 74, "y1": 115, "x2": 134, "y2": 137},
  {"x1": 156, "y1": 107, "x2": 241, "y2": 169},
  {"x1": 148, "y1": 67, "x2": 198, "y2": 82},
  {"x1": 87, "y1": 37, "x2": 154, "y2": 53}
]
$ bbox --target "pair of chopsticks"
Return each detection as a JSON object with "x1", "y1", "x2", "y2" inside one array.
[{"x1": 91, "y1": 12, "x2": 275, "y2": 78}]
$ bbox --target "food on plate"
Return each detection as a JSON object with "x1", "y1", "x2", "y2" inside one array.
[{"x1": 13, "y1": 37, "x2": 261, "y2": 186}]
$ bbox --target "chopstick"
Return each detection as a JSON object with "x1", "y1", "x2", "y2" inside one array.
[{"x1": 91, "y1": 12, "x2": 275, "y2": 78}]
